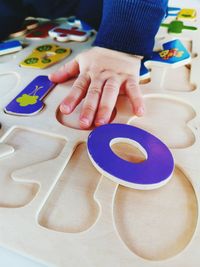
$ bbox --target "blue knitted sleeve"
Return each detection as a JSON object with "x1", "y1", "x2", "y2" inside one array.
[{"x1": 93, "y1": 0, "x2": 168, "y2": 57}]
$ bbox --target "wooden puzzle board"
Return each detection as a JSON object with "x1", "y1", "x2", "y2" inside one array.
[{"x1": 0, "y1": 0, "x2": 200, "y2": 266}]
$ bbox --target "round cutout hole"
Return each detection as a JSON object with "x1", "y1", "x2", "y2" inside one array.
[
  {"x1": 110, "y1": 138, "x2": 147, "y2": 164},
  {"x1": 57, "y1": 100, "x2": 117, "y2": 130}
]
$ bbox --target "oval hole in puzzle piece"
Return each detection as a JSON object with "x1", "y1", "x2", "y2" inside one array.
[
  {"x1": 0, "y1": 72, "x2": 19, "y2": 97},
  {"x1": 56, "y1": 99, "x2": 117, "y2": 130},
  {"x1": 129, "y1": 97, "x2": 196, "y2": 149},
  {"x1": 114, "y1": 166, "x2": 198, "y2": 260},
  {"x1": 111, "y1": 141, "x2": 146, "y2": 164},
  {"x1": 87, "y1": 123, "x2": 174, "y2": 190}
]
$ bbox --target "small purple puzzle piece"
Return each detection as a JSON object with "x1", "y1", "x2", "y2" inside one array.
[{"x1": 5, "y1": 76, "x2": 55, "y2": 116}]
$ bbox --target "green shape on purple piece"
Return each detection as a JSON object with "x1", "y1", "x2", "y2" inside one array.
[{"x1": 4, "y1": 76, "x2": 56, "y2": 116}]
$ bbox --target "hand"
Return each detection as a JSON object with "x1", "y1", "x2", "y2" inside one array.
[{"x1": 49, "y1": 46, "x2": 144, "y2": 129}]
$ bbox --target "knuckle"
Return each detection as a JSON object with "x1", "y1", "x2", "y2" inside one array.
[
  {"x1": 73, "y1": 78, "x2": 87, "y2": 93},
  {"x1": 95, "y1": 75, "x2": 104, "y2": 83},
  {"x1": 84, "y1": 104, "x2": 96, "y2": 113},
  {"x1": 126, "y1": 79, "x2": 138, "y2": 88},
  {"x1": 65, "y1": 95, "x2": 76, "y2": 104},
  {"x1": 132, "y1": 96, "x2": 141, "y2": 102},
  {"x1": 80, "y1": 74, "x2": 90, "y2": 84},
  {"x1": 89, "y1": 72, "x2": 98, "y2": 80},
  {"x1": 73, "y1": 84, "x2": 85, "y2": 94},
  {"x1": 100, "y1": 70, "x2": 113, "y2": 80},
  {"x1": 91, "y1": 65, "x2": 101, "y2": 73},
  {"x1": 88, "y1": 69, "x2": 101, "y2": 79},
  {"x1": 105, "y1": 80, "x2": 118, "y2": 92},
  {"x1": 88, "y1": 86, "x2": 101, "y2": 97},
  {"x1": 99, "y1": 105, "x2": 110, "y2": 114}
]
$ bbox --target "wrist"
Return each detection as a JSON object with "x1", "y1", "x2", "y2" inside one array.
[{"x1": 92, "y1": 46, "x2": 143, "y2": 62}]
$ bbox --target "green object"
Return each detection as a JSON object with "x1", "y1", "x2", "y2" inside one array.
[
  {"x1": 33, "y1": 31, "x2": 42, "y2": 36},
  {"x1": 161, "y1": 20, "x2": 197, "y2": 34},
  {"x1": 36, "y1": 45, "x2": 52, "y2": 52},
  {"x1": 41, "y1": 58, "x2": 51, "y2": 64},
  {"x1": 55, "y1": 48, "x2": 67, "y2": 54},
  {"x1": 24, "y1": 57, "x2": 38, "y2": 64},
  {"x1": 16, "y1": 94, "x2": 39, "y2": 107}
]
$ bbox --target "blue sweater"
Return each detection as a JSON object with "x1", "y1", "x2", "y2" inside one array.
[{"x1": 0, "y1": 0, "x2": 168, "y2": 56}]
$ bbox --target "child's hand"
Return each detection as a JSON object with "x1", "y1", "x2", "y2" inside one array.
[{"x1": 49, "y1": 46, "x2": 144, "y2": 129}]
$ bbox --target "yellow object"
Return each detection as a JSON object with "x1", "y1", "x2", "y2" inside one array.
[
  {"x1": 20, "y1": 44, "x2": 71, "y2": 69},
  {"x1": 177, "y1": 9, "x2": 197, "y2": 20}
]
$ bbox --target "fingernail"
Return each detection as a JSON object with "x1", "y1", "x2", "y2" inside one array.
[
  {"x1": 60, "y1": 103, "x2": 71, "y2": 114},
  {"x1": 48, "y1": 73, "x2": 53, "y2": 80},
  {"x1": 95, "y1": 119, "x2": 106, "y2": 126},
  {"x1": 80, "y1": 117, "x2": 90, "y2": 127},
  {"x1": 136, "y1": 107, "x2": 144, "y2": 116}
]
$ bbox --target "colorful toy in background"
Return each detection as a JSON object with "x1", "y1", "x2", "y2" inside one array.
[
  {"x1": 161, "y1": 20, "x2": 197, "y2": 34},
  {"x1": 87, "y1": 124, "x2": 174, "y2": 190},
  {"x1": 140, "y1": 39, "x2": 191, "y2": 81},
  {"x1": 20, "y1": 44, "x2": 71, "y2": 69},
  {"x1": 9, "y1": 18, "x2": 39, "y2": 38},
  {"x1": 49, "y1": 18, "x2": 93, "y2": 42},
  {"x1": 166, "y1": 7, "x2": 197, "y2": 21},
  {"x1": 0, "y1": 40, "x2": 22, "y2": 56},
  {"x1": 4, "y1": 76, "x2": 56, "y2": 116},
  {"x1": 23, "y1": 19, "x2": 39, "y2": 30},
  {"x1": 177, "y1": 9, "x2": 197, "y2": 21},
  {"x1": 167, "y1": 7, "x2": 181, "y2": 17},
  {"x1": 151, "y1": 39, "x2": 191, "y2": 65},
  {"x1": 26, "y1": 23, "x2": 56, "y2": 39},
  {"x1": 67, "y1": 17, "x2": 94, "y2": 32},
  {"x1": 9, "y1": 27, "x2": 27, "y2": 39},
  {"x1": 8, "y1": 17, "x2": 93, "y2": 40}
]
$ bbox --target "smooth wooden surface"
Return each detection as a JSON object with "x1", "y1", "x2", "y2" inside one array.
[{"x1": 0, "y1": 0, "x2": 200, "y2": 266}]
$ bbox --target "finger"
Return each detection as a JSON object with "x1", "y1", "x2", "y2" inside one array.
[
  {"x1": 79, "y1": 78, "x2": 104, "y2": 129},
  {"x1": 60, "y1": 73, "x2": 90, "y2": 114},
  {"x1": 95, "y1": 77, "x2": 121, "y2": 126},
  {"x1": 48, "y1": 59, "x2": 79, "y2": 83},
  {"x1": 125, "y1": 77, "x2": 144, "y2": 116}
]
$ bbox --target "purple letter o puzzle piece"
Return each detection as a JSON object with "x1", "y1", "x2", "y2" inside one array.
[{"x1": 87, "y1": 124, "x2": 174, "y2": 190}]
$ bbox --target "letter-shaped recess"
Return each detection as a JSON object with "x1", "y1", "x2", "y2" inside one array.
[{"x1": 87, "y1": 124, "x2": 174, "y2": 190}]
